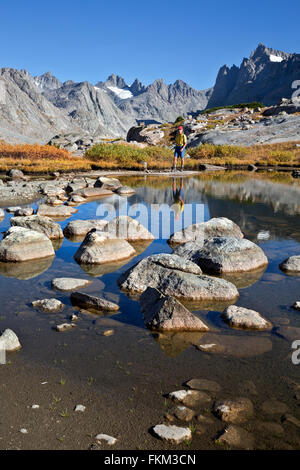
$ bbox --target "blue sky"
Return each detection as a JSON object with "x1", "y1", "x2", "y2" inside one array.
[{"x1": 0, "y1": 0, "x2": 299, "y2": 90}]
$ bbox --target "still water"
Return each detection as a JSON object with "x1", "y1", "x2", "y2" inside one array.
[{"x1": 0, "y1": 171, "x2": 300, "y2": 449}]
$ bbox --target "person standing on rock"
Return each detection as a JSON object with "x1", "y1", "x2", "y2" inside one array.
[{"x1": 172, "y1": 125, "x2": 187, "y2": 172}]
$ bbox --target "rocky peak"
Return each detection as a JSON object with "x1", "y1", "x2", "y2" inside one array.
[
  {"x1": 130, "y1": 78, "x2": 146, "y2": 95},
  {"x1": 104, "y1": 74, "x2": 128, "y2": 89},
  {"x1": 34, "y1": 71, "x2": 62, "y2": 91}
]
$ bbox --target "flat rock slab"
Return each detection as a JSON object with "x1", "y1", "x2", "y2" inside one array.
[
  {"x1": 280, "y1": 255, "x2": 300, "y2": 273},
  {"x1": 213, "y1": 397, "x2": 254, "y2": 424},
  {"x1": 169, "y1": 389, "x2": 211, "y2": 407},
  {"x1": 221, "y1": 305, "x2": 272, "y2": 330},
  {"x1": 70, "y1": 291, "x2": 119, "y2": 312},
  {"x1": 115, "y1": 186, "x2": 135, "y2": 195},
  {"x1": 74, "y1": 231, "x2": 136, "y2": 265},
  {"x1": 169, "y1": 217, "x2": 243, "y2": 245},
  {"x1": 74, "y1": 187, "x2": 113, "y2": 198},
  {"x1": 118, "y1": 254, "x2": 239, "y2": 302},
  {"x1": 11, "y1": 215, "x2": 63, "y2": 239},
  {"x1": 32, "y1": 298, "x2": 64, "y2": 312},
  {"x1": 0, "y1": 227, "x2": 55, "y2": 262},
  {"x1": 185, "y1": 378, "x2": 221, "y2": 393},
  {"x1": 51, "y1": 278, "x2": 92, "y2": 291},
  {"x1": 181, "y1": 236, "x2": 268, "y2": 273},
  {"x1": 103, "y1": 216, "x2": 154, "y2": 241},
  {"x1": 140, "y1": 287, "x2": 209, "y2": 331},
  {"x1": 63, "y1": 219, "x2": 108, "y2": 237},
  {"x1": 194, "y1": 333, "x2": 272, "y2": 358},
  {"x1": 37, "y1": 204, "x2": 77, "y2": 218},
  {"x1": 0, "y1": 329, "x2": 21, "y2": 351},
  {"x1": 152, "y1": 424, "x2": 192, "y2": 444},
  {"x1": 216, "y1": 425, "x2": 254, "y2": 450}
]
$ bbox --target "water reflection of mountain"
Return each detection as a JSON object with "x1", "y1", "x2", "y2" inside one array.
[{"x1": 128, "y1": 175, "x2": 300, "y2": 242}]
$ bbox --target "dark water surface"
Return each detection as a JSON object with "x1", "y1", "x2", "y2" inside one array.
[{"x1": 0, "y1": 171, "x2": 300, "y2": 449}]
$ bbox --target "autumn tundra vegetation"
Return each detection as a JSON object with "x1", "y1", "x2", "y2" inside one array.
[{"x1": 0, "y1": 139, "x2": 300, "y2": 174}]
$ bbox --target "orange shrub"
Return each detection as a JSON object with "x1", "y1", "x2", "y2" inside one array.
[{"x1": 0, "y1": 142, "x2": 72, "y2": 160}]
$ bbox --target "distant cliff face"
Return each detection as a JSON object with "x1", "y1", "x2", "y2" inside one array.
[{"x1": 208, "y1": 44, "x2": 300, "y2": 108}]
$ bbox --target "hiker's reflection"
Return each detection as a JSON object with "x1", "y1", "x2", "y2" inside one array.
[{"x1": 172, "y1": 177, "x2": 184, "y2": 220}]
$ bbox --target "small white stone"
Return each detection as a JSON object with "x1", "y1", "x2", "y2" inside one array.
[
  {"x1": 75, "y1": 404, "x2": 86, "y2": 412},
  {"x1": 153, "y1": 424, "x2": 192, "y2": 444},
  {"x1": 95, "y1": 434, "x2": 117, "y2": 446},
  {"x1": 20, "y1": 428, "x2": 28, "y2": 434},
  {"x1": 31, "y1": 404, "x2": 39, "y2": 409},
  {"x1": 199, "y1": 343, "x2": 216, "y2": 349}
]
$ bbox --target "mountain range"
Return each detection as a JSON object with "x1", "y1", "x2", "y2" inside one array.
[{"x1": 0, "y1": 43, "x2": 299, "y2": 144}]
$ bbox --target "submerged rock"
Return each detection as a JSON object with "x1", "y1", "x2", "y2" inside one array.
[
  {"x1": 70, "y1": 291, "x2": 119, "y2": 312},
  {"x1": 173, "y1": 406, "x2": 195, "y2": 422},
  {"x1": 216, "y1": 425, "x2": 254, "y2": 450},
  {"x1": 221, "y1": 305, "x2": 272, "y2": 330},
  {"x1": 51, "y1": 277, "x2": 92, "y2": 291},
  {"x1": 169, "y1": 389, "x2": 211, "y2": 407},
  {"x1": 194, "y1": 332, "x2": 272, "y2": 357},
  {"x1": 118, "y1": 253, "x2": 239, "y2": 301},
  {"x1": 0, "y1": 208, "x2": 4, "y2": 219},
  {"x1": 56, "y1": 323, "x2": 76, "y2": 332},
  {"x1": 181, "y1": 237, "x2": 268, "y2": 273},
  {"x1": 0, "y1": 329, "x2": 21, "y2": 351},
  {"x1": 261, "y1": 399, "x2": 289, "y2": 415},
  {"x1": 280, "y1": 255, "x2": 300, "y2": 273},
  {"x1": 63, "y1": 219, "x2": 108, "y2": 238},
  {"x1": 0, "y1": 227, "x2": 55, "y2": 262},
  {"x1": 152, "y1": 424, "x2": 192, "y2": 444},
  {"x1": 103, "y1": 216, "x2": 154, "y2": 241},
  {"x1": 140, "y1": 287, "x2": 209, "y2": 331},
  {"x1": 10, "y1": 215, "x2": 63, "y2": 239},
  {"x1": 168, "y1": 217, "x2": 243, "y2": 245},
  {"x1": 74, "y1": 230, "x2": 136, "y2": 265},
  {"x1": 185, "y1": 378, "x2": 221, "y2": 393},
  {"x1": 32, "y1": 298, "x2": 64, "y2": 312},
  {"x1": 213, "y1": 397, "x2": 254, "y2": 423}
]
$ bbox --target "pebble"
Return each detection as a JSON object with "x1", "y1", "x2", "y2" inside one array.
[
  {"x1": 56, "y1": 323, "x2": 76, "y2": 332},
  {"x1": 31, "y1": 404, "x2": 40, "y2": 409},
  {"x1": 20, "y1": 428, "x2": 28, "y2": 434},
  {"x1": 103, "y1": 329, "x2": 114, "y2": 336},
  {"x1": 152, "y1": 424, "x2": 192, "y2": 444},
  {"x1": 75, "y1": 404, "x2": 86, "y2": 412},
  {"x1": 95, "y1": 434, "x2": 117, "y2": 446}
]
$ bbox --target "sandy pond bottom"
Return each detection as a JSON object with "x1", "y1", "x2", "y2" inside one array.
[{"x1": 0, "y1": 172, "x2": 300, "y2": 450}]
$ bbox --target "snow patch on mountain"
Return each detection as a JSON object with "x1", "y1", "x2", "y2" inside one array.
[
  {"x1": 107, "y1": 86, "x2": 133, "y2": 100},
  {"x1": 269, "y1": 54, "x2": 283, "y2": 62}
]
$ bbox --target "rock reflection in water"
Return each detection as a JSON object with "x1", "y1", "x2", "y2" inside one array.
[
  {"x1": 151, "y1": 331, "x2": 207, "y2": 357},
  {"x1": 219, "y1": 266, "x2": 267, "y2": 289},
  {"x1": 75, "y1": 240, "x2": 152, "y2": 277},
  {"x1": 0, "y1": 256, "x2": 54, "y2": 280}
]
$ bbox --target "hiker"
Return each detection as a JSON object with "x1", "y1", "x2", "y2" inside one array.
[
  {"x1": 172, "y1": 125, "x2": 187, "y2": 171},
  {"x1": 172, "y1": 177, "x2": 184, "y2": 219}
]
